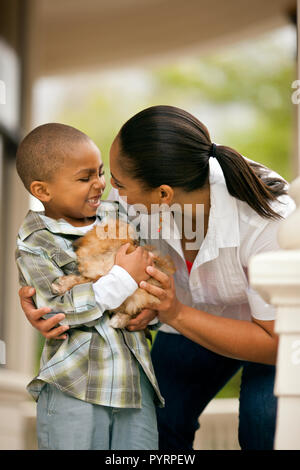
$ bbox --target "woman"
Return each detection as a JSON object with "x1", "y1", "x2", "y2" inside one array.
[{"x1": 19, "y1": 105, "x2": 295, "y2": 450}]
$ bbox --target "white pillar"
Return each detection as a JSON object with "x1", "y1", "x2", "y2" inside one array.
[
  {"x1": 2, "y1": 0, "x2": 40, "y2": 376},
  {"x1": 249, "y1": 177, "x2": 300, "y2": 450},
  {"x1": 249, "y1": 2, "x2": 300, "y2": 448},
  {"x1": 298, "y1": 0, "x2": 300, "y2": 176}
]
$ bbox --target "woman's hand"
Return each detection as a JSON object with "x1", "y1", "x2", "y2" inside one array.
[
  {"x1": 18, "y1": 286, "x2": 69, "y2": 339},
  {"x1": 126, "y1": 308, "x2": 158, "y2": 331},
  {"x1": 139, "y1": 266, "x2": 182, "y2": 325}
]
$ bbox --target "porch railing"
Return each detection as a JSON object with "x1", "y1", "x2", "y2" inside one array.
[
  {"x1": 0, "y1": 381, "x2": 240, "y2": 450},
  {"x1": 249, "y1": 176, "x2": 300, "y2": 450}
]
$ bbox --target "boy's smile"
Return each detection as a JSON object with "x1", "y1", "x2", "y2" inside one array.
[{"x1": 32, "y1": 139, "x2": 106, "y2": 227}]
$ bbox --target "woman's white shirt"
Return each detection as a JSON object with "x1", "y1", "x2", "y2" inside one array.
[{"x1": 107, "y1": 158, "x2": 295, "y2": 333}]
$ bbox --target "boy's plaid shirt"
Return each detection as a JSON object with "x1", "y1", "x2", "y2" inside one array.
[{"x1": 15, "y1": 201, "x2": 164, "y2": 409}]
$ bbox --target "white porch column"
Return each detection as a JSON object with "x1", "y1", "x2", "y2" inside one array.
[
  {"x1": 249, "y1": 2, "x2": 300, "y2": 449},
  {"x1": 298, "y1": 0, "x2": 300, "y2": 175},
  {"x1": 249, "y1": 177, "x2": 300, "y2": 450}
]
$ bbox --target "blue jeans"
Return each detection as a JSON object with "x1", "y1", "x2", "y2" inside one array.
[
  {"x1": 36, "y1": 365, "x2": 158, "y2": 450},
  {"x1": 151, "y1": 331, "x2": 277, "y2": 450}
]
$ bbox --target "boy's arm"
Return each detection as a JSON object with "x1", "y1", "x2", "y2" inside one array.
[
  {"x1": 91, "y1": 264, "x2": 138, "y2": 314},
  {"x1": 16, "y1": 248, "x2": 138, "y2": 328}
]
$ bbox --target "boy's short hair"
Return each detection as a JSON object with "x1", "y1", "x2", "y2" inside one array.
[{"x1": 16, "y1": 123, "x2": 90, "y2": 193}]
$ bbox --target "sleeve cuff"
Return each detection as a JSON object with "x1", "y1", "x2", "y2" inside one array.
[
  {"x1": 92, "y1": 264, "x2": 138, "y2": 310},
  {"x1": 109, "y1": 264, "x2": 138, "y2": 292},
  {"x1": 247, "y1": 287, "x2": 277, "y2": 321}
]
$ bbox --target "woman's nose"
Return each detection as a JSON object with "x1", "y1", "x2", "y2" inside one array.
[{"x1": 95, "y1": 175, "x2": 106, "y2": 188}]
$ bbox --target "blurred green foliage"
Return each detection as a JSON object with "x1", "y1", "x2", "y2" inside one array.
[
  {"x1": 35, "y1": 28, "x2": 296, "y2": 398},
  {"x1": 58, "y1": 28, "x2": 296, "y2": 198}
]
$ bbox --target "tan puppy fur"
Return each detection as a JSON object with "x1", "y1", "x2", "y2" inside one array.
[{"x1": 52, "y1": 219, "x2": 176, "y2": 328}]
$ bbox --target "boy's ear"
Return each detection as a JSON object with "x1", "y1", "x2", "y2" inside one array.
[{"x1": 30, "y1": 181, "x2": 52, "y2": 202}]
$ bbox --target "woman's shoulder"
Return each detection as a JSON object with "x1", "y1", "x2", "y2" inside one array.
[
  {"x1": 236, "y1": 190, "x2": 295, "y2": 269},
  {"x1": 237, "y1": 158, "x2": 295, "y2": 225},
  {"x1": 269, "y1": 192, "x2": 296, "y2": 218},
  {"x1": 237, "y1": 192, "x2": 295, "y2": 231}
]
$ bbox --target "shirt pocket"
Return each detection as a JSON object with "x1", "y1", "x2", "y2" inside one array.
[{"x1": 51, "y1": 249, "x2": 79, "y2": 275}]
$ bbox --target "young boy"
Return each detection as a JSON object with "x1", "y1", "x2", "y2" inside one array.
[{"x1": 15, "y1": 123, "x2": 164, "y2": 450}]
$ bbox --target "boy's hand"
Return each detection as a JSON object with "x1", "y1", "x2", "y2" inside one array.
[
  {"x1": 18, "y1": 286, "x2": 69, "y2": 340},
  {"x1": 115, "y1": 243, "x2": 154, "y2": 284}
]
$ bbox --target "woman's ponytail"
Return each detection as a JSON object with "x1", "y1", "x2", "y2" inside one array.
[
  {"x1": 213, "y1": 144, "x2": 287, "y2": 220},
  {"x1": 118, "y1": 105, "x2": 288, "y2": 220}
]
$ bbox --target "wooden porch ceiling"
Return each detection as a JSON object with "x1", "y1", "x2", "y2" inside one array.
[{"x1": 30, "y1": 0, "x2": 296, "y2": 77}]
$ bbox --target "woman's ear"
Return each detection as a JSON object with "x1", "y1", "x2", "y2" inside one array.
[
  {"x1": 30, "y1": 181, "x2": 52, "y2": 203},
  {"x1": 159, "y1": 185, "x2": 174, "y2": 205}
]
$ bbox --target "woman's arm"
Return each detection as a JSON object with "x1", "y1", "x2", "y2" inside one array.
[
  {"x1": 140, "y1": 266, "x2": 278, "y2": 365},
  {"x1": 16, "y1": 249, "x2": 133, "y2": 328},
  {"x1": 18, "y1": 243, "x2": 154, "y2": 336},
  {"x1": 19, "y1": 286, "x2": 158, "y2": 339},
  {"x1": 166, "y1": 305, "x2": 278, "y2": 365}
]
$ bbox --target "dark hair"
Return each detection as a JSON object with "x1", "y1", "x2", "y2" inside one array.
[
  {"x1": 118, "y1": 105, "x2": 287, "y2": 220},
  {"x1": 16, "y1": 123, "x2": 90, "y2": 193}
]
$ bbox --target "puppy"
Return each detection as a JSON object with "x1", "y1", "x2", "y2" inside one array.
[{"x1": 52, "y1": 218, "x2": 176, "y2": 328}]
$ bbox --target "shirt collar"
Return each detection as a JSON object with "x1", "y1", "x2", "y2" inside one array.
[
  {"x1": 208, "y1": 157, "x2": 240, "y2": 248},
  {"x1": 18, "y1": 201, "x2": 119, "y2": 241},
  {"x1": 155, "y1": 157, "x2": 240, "y2": 264}
]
